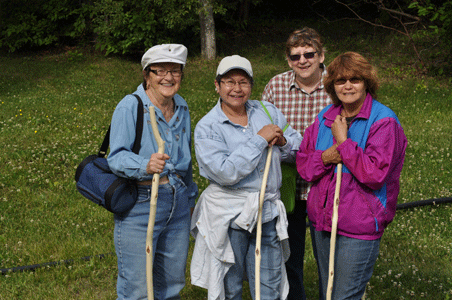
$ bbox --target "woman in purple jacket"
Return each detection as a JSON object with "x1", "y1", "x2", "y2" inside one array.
[{"x1": 296, "y1": 52, "x2": 407, "y2": 299}]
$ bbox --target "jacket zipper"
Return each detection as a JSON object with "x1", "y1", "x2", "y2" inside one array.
[{"x1": 323, "y1": 171, "x2": 335, "y2": 208}]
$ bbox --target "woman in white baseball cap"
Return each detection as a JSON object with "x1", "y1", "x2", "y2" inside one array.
[
  {"x1": 190, "y1": 55, "x2": 302, "y2": 299},
  {"x1": 108, "y1": 44, "x2": 198, "y2": 299}
]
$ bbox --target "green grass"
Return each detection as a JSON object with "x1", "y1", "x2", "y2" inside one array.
[{"x1": 1, "y1": 20, "x2": 451, "y2": 299}]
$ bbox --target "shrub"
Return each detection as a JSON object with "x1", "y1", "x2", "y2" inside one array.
[
  {"x1": 0, "y1": 0, "x2": 89, "y2": 52},
  {"x1": 409, "y1": 0, "x2": 452, "y2": 74},
  {"x1": 85, "y1": 0, "x2": 199, "y2": 55}
]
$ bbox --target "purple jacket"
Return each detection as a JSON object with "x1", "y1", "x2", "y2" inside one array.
[{"x1": 296, "y1": 93, "x2": 407, "y2": 240}]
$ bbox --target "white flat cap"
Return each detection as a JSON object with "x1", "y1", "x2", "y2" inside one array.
[
  {"x1": 216, "y1": 55, "x2": 253, "y2": 78},
  {"x1": 141, "y1": 44, "x2": 188, "y2": 70}
]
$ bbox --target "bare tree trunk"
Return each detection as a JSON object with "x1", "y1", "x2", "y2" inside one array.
[
  {"x1": 238, "y1": 0, "x2": 251, "y2": 24},
  {"x1": 199, "y1": 0, "x2": 216, "y2": 60}
]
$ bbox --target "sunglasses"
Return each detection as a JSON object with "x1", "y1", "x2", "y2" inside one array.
[
  {"x1": 334, "y1": 77, "x2": 363, "y2": 85},
  {"x1": 289, "y1": 51, "x2": 317, "y2": 61}
]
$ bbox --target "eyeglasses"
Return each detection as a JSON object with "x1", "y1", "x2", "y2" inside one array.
[
  {"x1": 289, "y1": 51, "x2": 317, "y2": 61},
  {"x1": 220, "y1": 80, "x2": 252, "y2": 88},
  {"x1": 149, "y1": 69, "x2": 183, "y2": 77},
  {"x1": 334, "y1": 77, "x2": 363, "y2": 85}
]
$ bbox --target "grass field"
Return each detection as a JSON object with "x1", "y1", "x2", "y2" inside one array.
[{"x1": 1, "y1": 20, "x2": 451, "y2": 299}]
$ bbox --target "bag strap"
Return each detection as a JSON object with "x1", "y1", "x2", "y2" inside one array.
[
  {"x1": 131, "y1": 94, "x2": 144, "y2": 154},
  {"x1": 98, "y1": 94, "x2": 144, "y2": 157},
  {"x1": 259, "y1": 101, "x2": 289, "y2": 132}
]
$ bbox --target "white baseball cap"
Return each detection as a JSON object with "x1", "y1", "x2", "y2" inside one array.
[
  {"x1": 216, "y1": 55, "x2": 253, "y2": 78},
  {"x1": 141, "y1": 44, "x2": 188, "y2": 70}
]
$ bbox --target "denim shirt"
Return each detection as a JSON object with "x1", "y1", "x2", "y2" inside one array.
[
  {"x1": 107, "y1": 84, "x2": 198, "y2": 206},
  {"x1": 194, "y1": 99, "x2": 302, "y2": 222}
]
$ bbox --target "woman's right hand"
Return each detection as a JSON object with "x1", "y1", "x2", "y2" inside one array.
[
  {"x1": 257, "y1": 124, "x2": 284, "y2": 146},
  {"x1": 146, "y1": 153, "x2": 170, "y2": 174},
  {"x1": 331, "y1": 115, "x2": 348, "y2": 145}
]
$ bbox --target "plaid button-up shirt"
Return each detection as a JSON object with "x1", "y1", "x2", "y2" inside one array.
[{"x1": 261, "y1": 68, "x2": 331, "y2": 200}]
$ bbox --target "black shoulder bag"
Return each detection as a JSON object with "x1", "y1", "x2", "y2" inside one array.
[{"x1": 75, "y1": 94, "x2": 144, "y2": 214}]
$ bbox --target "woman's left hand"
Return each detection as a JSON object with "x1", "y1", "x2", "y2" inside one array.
[
  {"x1": 273, "y1": 136, "x2": 287, "y2": 147},
  {"x1": 331, "y1": 115, "x2": 348, "y2": 145},
  {"x1": 146, "y1": 153, "x2": 170, "y2": 174}
]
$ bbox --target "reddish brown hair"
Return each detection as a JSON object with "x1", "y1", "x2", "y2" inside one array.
[{"x1": 324, "y1": 52, "x2": 379, "y2": 105}]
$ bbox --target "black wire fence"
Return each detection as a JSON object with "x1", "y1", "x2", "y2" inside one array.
[{"x1": 1, "y1": 197, "x2": 451, "y2": 275}]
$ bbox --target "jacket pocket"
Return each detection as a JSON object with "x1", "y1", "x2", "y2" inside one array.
[{"x1": 337, "y1": 185, "x2": 382, "y2": 236}]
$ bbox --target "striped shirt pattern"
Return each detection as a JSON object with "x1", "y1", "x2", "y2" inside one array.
[{"x1": 261, "y1": 68, "x2": 331, "y2": 200}]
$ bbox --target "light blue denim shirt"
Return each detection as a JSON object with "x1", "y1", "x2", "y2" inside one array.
[
  {"x1": 107, "y1": 84, "x2": 198, "y2": 206},
  {"x1": 194, "y1": 99, "x2": 302, "y2": 222}
]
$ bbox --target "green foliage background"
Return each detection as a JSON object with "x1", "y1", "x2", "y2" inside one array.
[
  {"x1": 89, "y1": 0, "x2": 201, "y2": 55},
  {"x1": 0, "y1": 0, "x2": 89, "y2": 52},
  {"x1": 0, "y1": 0, "x2": 202, "y2": 55},
  {"x1": 1, "y1": 0, "x2": 452, "y2": 69},
  {"x1": 0, "y1": 12, "x2": 451, "y2": 300}
]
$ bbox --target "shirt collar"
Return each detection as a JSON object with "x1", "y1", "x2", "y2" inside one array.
[
  {"x1": 137, "y1": 83, "x2": 187, "y2": 110},
  {"x1": 173, "y1": 93, "x2": 188, "y2": 110},
  {"x1": 215, "y1": 98, "x2": 255, "y2": 124},
  {"x1": 289, "y1": 64, "x2": 327, "y2": 93}
]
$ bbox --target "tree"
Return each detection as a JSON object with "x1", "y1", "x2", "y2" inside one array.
[
  {"x1": 409, "y1": 0, "x2": 452, "y2": 55},
  {"x1": 0, "y1": 0, "x2": 89, "y2": 52},
  {"x1": 199, "y1": 0, "x2": 216, "y2": 60},
  {"x1": 197, "y1": 0, "x2": 262, "y2": 59},
  {"x1": 313, "y1": 0, "x2": 452, "y2": 74},
  {"x1": 328, "y1": 0, "x2": 425, "y2": 66},
  {"x1": 90, "y1": 0, "x2": 199, "y2": 55}
]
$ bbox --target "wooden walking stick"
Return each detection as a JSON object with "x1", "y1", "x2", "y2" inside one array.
[
  {"x1": 255, "y1": 146, "x2": 273, "y2": 300},
  {"x1": 146, "y1": 106, "x2": 165, "y2": 300},
  {"x1": 326, "y1": 162, "x2": 343, "y2": 300}
]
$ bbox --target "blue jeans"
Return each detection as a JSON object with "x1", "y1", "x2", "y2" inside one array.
[
  {"x1": 313, "y1": 230, "x2": 380, "y2": 300},
  {"x1": 286, "y1": 200, "x2": 306, "y2": 300},
  {"x1": 114, "y1": 181, "x2": 190, "y2": 300},
  {"x1": 225, "y1": 218, "x2": 282, "y2": 300},
  {"x1": 309, "y1": 224, "x2": 324, "y2": 300}
]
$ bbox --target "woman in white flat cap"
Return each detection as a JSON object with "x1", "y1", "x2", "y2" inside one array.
[
  {"x1": 190, "y1": 55, "x2": 302, "y2": 299},
  {"x1": 108, "y1": 44, "x2": 198, "y2": 300}
]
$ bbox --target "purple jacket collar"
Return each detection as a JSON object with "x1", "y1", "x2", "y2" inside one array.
[{"x1": 323, "y1": 93, "x2": 374, "y2": 124}]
